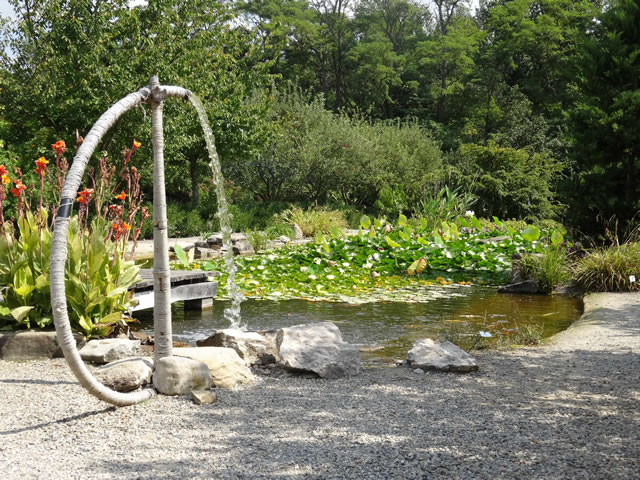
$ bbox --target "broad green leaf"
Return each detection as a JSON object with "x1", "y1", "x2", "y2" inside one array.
[
  {"x1": 11, "y1": 306, "x2": 34, "y2": 323},
  {"x1": 398, "y1": 214, "x2": 408, "y2": 227},
  {"x1": 521, "y1": 225, "x2": 541, "y2": 242},
  {"x1": 385, "y1": 236, "x2": 401, "y2": 249},
  {"x1": 107, "y1": 287, "x2": 127, "y2": 298},
  {"x1": 492, "y1": 216, "x2": 503, "y2": 227},
  {"x1": 471, "y1": 216, "x2": 483, "y2": 230},
  {"x1": 550, "y1": 230, "x2": 564, "y2": 246},
  {"x1": 35, "y1": 274, "x2": 49, "y2": 291},
  {"x1": 174, "y1": 244, "x2": 190, "y2": 268},
  {"x1": 360, "y1": 215, "x2": 371, "y2": 230}
]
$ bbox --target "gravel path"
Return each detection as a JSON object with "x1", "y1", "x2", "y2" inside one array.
[{"x1": 1, "y1": 293, "x2": 638, "y2": 479}]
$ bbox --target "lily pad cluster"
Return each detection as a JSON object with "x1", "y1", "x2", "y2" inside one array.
[{"x1": 181, "y1": 215, "x2": 553, "y2": 303}]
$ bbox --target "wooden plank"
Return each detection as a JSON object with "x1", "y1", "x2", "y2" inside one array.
[
  {"x1": 130, "y1": 281, "x2": 217, "y2": 312},
  {"x1": 131, "y1": 269, "x2": 219, "y2": 292}
]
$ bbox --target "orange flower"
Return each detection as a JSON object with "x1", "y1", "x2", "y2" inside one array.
[
  {"x1": 1, "y1": 174, "x2": 10, "y2": 185},
  {"x1": 112, "y1": 222, "x2": 120, "y2": 231},
  {"x1": 10, "y1": 181, "x2": 26, "y2": 197},
  {"x1": 0, "y1": 164, "x2": 7, "y2": 176},
  {"x1": 52, "y1": 140, "x2": 66, "y2": 154},
  {"x1": 132, "y1": 139, "x2": 141, "y2": 151},
  {"x1": 76, "y1": 187, "x2": 94, "y2": 204},
  {"x1": 114, "y1": 191, "x2": 127, "y2": 201},
  {"x1": 121, "y1": 222, "x2": 131, "y2": 231},
  {"x1": 35, "y1": 157, "x2": 49, "y2": 176}
]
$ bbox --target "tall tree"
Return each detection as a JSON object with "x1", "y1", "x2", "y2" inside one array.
[
  {"x1": 0, "y1": 0, "x2": 273, "y2": 206},
  {"x1": 569, "y1": 0, "x2": 640, "y2": 231}
]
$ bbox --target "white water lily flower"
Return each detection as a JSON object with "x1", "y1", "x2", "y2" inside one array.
[{"x1": 479, "y1": 331, "x2": 492, "y2": 338}]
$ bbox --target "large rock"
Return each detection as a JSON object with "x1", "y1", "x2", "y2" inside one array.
[
  {"x1": 196, "y1": 329, "x2": 278, "y2": 366},
  {"x1": 152, "y1": 356, "x2": 213, "y2": 395},
  {"x1": 174, "y1": 347, "x2": 256, "y2": 389},
  {"x1": 498, "y1": 280, "x2": 540, "y2": 294},
  {"x1": 0, "y1": 331, "x2": 85, "y2": 360},
  {"x1": 205, "y1": 233, "x2": 255, "y2": 256},
  {"x1": 407, "y1": 339, "x2": 478, "y2": 373},
  {"x1": 276, "y1": 322, "x2": 361, "y2": 379},
  {"x1": 94, "y1": 357, "x2": 154, "y2": 392},
  {"x1": 79, "y1": 338, "x2": 141, "y2": 364}
]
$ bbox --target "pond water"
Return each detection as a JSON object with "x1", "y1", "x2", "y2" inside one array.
[{"x1": 135, "y1": 285, "x2": 582, "y2": 365}]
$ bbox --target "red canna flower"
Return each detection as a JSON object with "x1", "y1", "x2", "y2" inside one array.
[
  {"x1": 76, "y1": 187, "x2": 94, "y2": 203},
  {"x1": 35, "y1": 157, "x2": 49, "y2": 176},
  {"x1": 0, "y1": 164, "x2": 7, "y2": 176},
  {"x1": 132, "y1": 139, "x2": 141, "y2": 151},
  {"x1": 10, "y1": 180, "x2": 26, "y2": 197},
  {"x1": 52, "y1": 140, "x2": 66, "y2": 154},
  {"x1": 114, "y1": 191, "x2": 127, "y2": 201}
]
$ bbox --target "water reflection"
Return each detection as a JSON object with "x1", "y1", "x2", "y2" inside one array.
[{"x1": 135, "y1": 286, "x2": 582, "y2": 365}]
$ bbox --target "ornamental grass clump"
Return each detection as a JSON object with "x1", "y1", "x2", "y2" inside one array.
[
  {"x1": 278, "y1": 206, "x2": 348, "y2": 237},
  {"x1": 0, "y1": 139, "x2": 149, "y2": 336},
  {"x1": 573, "y1": 242, "x2": 640, "y2": 292}
]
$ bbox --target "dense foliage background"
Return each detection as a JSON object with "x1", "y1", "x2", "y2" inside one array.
[{"x1": 0, "y1": 0, "x2": 637, "y2": 236}]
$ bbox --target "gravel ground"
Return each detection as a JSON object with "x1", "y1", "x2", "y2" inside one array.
[{"x1": 1, "y1": 293, "x2": 638, "y2": 479}]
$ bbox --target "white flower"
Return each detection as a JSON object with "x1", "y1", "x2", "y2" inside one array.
[
  {"x1": 300, "y1": 266, "x2": 308, "y2": 272},
  {"x1": 363, "y1": 262, "x2": 373, "y2": 269},
  {"x1": 342, "y1": 262, "x2": 350, "y2": 267},
  {"x1": 465, "y1": 210, "x2": 475, "y2": 217},
  {"x1": 326, "y1": 274, "x2": 335, "y2": 280},
  {"x1": 308, "y1": 274, "x2": 317, "y2": 280},
  {"x1": 478, "y1": 331, "x2": 492, "y2": 338},
  {"x1": 314, "y1": 258, "x2": 322, "y2": 265},
  {"x1": 257, "y1": 265, "x2": 265, "y2": 270}
]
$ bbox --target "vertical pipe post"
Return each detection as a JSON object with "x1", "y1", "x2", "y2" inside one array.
[{"x1": 149, "y1": 76, "x2": 172, "y2": 361}]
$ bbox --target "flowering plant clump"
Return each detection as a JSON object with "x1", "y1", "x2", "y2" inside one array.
[{"x1": 0, "y1": 139, "x2": 148, "y2": 336}]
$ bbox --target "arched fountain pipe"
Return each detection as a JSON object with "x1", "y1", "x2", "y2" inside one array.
[{"x1": 50, "y1": 76, "x2": 191, "y2": 406}]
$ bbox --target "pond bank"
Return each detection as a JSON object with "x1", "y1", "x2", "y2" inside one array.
[{"x1": 0, "y1": 293, "x2": 637, "y2": 479}]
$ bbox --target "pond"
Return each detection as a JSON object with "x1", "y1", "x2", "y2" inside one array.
[{"x1": 135, "y1": 285, "x2": 582, "y2": 366}]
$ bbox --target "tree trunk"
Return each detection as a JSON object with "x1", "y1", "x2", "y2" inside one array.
[
  {"x1": 149, "y1": 76, "x2": 173, "y2": 362},
  {"x1": 50, "y1": 78, "x2": 192, "y2": 406}
]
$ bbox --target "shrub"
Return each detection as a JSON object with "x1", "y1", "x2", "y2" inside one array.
[
  {"x1": 228, "y1": 88, "x2": 443, "y2": 210},
  {"x1": 573, "y1": 242, "x2": 640, "y2": 292},
  {"x1": 450, "y1": 142, "x2": 564, "y2": 221}
]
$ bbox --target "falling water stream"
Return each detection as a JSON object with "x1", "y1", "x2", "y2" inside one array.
[{"x1": 190, "y1": 95, "x2": 245, "y2": 328}]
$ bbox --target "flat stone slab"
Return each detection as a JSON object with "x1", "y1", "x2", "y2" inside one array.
[
  {"x1": 407, "y1": 339, "x2": 478, "y2": 373},
  {"x1": 0, "y1": 331, "x2": 85, "y2": 360},
  {"x1": 79, "y1": 338, "x2": 141, "y2": 364}
]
